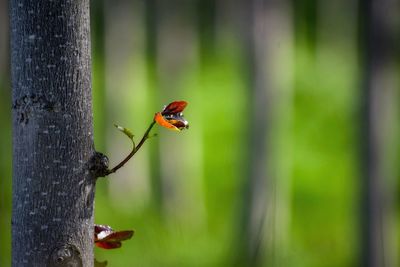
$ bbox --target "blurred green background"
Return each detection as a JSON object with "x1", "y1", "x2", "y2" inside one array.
[{"x1": 1, "y1": 0, "x2": 399, "y2": 266}]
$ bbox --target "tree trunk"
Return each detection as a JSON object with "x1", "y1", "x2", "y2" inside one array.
[{"x1": 10, "y1": 1, "x2": 95, "y2": 266}]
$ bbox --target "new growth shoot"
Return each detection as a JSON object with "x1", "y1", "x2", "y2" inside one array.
[{"x1": 105, "y1": 100, "x2": 189, "y2": 175}]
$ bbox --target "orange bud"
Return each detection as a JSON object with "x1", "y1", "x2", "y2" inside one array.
[{"x1": 154, "y1": 101, "x2": 189, "y2": 131}]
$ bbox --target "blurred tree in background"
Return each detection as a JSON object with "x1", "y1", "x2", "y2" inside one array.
[
  {"x1": 1, "y1": 0, "x2": 399, "y2": 266},
  {"x1": 359, "y1": 0, "x2": 400, "y2": 266}
]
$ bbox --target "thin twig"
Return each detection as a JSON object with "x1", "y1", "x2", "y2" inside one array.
[{"x1": 106, "y1": 121, "x2": 156, "y2": 175}]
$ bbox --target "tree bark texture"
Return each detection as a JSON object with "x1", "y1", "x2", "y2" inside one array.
[{"x1": 10, "y1": 1, "x2": 95, "y2": 266}]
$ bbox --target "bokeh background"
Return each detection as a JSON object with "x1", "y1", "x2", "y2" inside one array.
[{"x1": 1, "y1": 0, "x2": 399, "y2": 266}]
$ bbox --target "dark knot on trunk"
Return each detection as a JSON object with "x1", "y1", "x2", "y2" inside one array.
[
  {"x1": 89, "y1": 152, "x2": 110, "y2": 178},
  {"x1": 49, "y1": 244, "x2": 82, "y2": 267}
]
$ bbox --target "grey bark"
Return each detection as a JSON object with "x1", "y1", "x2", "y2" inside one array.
[{"x1": 10, "y1": 0, "x2": 97, "y2": 266}]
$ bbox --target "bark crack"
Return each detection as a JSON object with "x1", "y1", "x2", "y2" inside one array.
[{"x1": 12, "y1": 94, "x2": 61, "y2": 125}]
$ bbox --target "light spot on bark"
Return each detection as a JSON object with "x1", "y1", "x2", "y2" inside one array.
[
  {"x1": 41, "y1": 192, "x2": 48, "y2": 196},
  {"x1": 41, "y1": 225, "x2": 48, "y2": 230},
  {"x1": 43, "y1": 130, "x2": 49, "y2": 134},
  {"x1": 60, "y1": 165, "x2": 67, "y2": 169}
]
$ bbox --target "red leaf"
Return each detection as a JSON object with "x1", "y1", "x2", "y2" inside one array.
[
  {"x1": 95, "y1": 224, "x2": 112, "y2": 235},
  {"x1": 95, "y1": 241, "x2": 122, "y2": 249},
  {"x1": 94, "y1": 224, "x2": 134, "y2": 250},
  {"x1": 162, "y1": 101, "x2": 188, "y2": 115},
  {"x1": 155, "y1": 100, "x2": 189, "y2": 131},
  {"x1": 97, "y1": 230, "x2": 134, "y2": 243}
]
